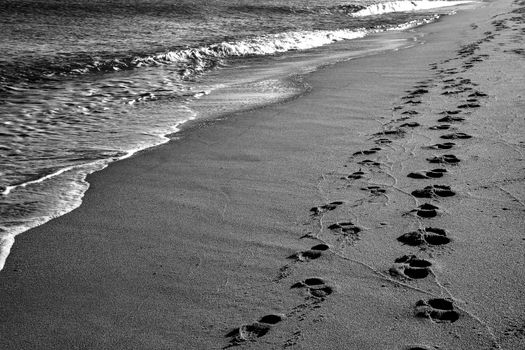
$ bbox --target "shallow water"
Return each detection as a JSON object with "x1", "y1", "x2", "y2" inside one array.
[{"x1": 0, "y1": 0, "x2": 474, "y2": 269}]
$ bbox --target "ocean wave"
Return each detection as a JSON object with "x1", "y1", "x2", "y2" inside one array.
[{"x1": 351, "y1": 0, "x2": 475, "y2": 17}]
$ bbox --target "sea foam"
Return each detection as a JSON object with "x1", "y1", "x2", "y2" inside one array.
[{"x1": 351, "y1": 0, "x2": 475, "y2": 17}]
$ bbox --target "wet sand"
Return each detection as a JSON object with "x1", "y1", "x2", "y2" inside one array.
[{"x1": 1, "y1": 0, "x2": 524, "y2": 349}]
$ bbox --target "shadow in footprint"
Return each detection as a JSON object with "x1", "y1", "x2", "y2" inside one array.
[
  {"x1": 425, "y1": 142, "x2": 455, "y2": 150},
  {"x1": 373, "y1": 129, "x2": 406, "y2": 138},
  {"x1": 438, "y1": 115, "x2": 465, "y2": 123},
  {"x1": 400, "y1": 122, "x2": 420, "y2": 128},
  {"x1": 415, "y1": 298, "x2": 460, "y2": 322},
  {"x1": 397, "y1": 227, "x2": 450, "y2": 246},
  {"x1": 289, "y1": 244, "x2": 330, "y2": 262},
  {"x1": 429, "y1": 124, "x2": 452, "y2": 130},
  {"x1": 427, "y1": 154, "x2": 460, "y2": 164},
  {"x1": 441, "y1": 132, "x2": 472, "y2": 140},
  {"x1": 411, "y1": 203, "x2": 440, "y2": 218},
  {"x1": 291, "y1": 278, "x2": 334, "y2": 299},
  {"x1": 310, "y1": 201, "x2": 344, "y2": 215},
  {"x1": 407, "y1": 168, "x2": 447, "y2": 179},
  {"x1": 468, "y1": 91, "x2": 488, "y2": 97},
  {"x1": 439, "y1": 110, "x2": 461, "y2": 115},
  {"x1": 357, "y1": 159, "x2": 381, "y2": 167},
  {"x1": 411, "y1": 185, "x2": 456, "y2": 198},
  {"x1": 345, "y1": 170, "x2": 365, "y2": 180},
  {"x1": 458, "y1": 103, "x2": 480, "y2": 108},
  {"x1": 328, "y1": 222, "x2": 361, "y2": 236},
  {"x1": 375, "y1": 138, "x2": 392, "y2": 145},
  {"x1": 361, "y1": 185, "x2": 386, "y2": 196},
  {"x1": 389, "y1": 255, "x2": 432, "y2": 279},
  {"x1": 225, "y1": 314, "x2": 285, "y2": 346},
  {"x1": 353, "y1": 147, "x2": 381, "y2": 156}
]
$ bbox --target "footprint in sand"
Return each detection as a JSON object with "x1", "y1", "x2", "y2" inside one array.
[
  {"x1": 437, "y1": 115, "x2": 465, "y2": 123},
  {"x1": 373, "y1": 129, "x2": 406, "y2": 138},
  {"x1": 352, "y1": 147, "x2": 381, "y2": 156},
  {"x1": 328, "y1": 222, "x2": 361, "y2": 236},
  {"x1": 310, "y1": 201, "x2": 344, "y2": 215},
  {"x1": 429, "y1": 124, "x2": 452, "y2": 130},
  {"x1": 291, "y1": 278, "x2": 334, "y2": 299},
  {"x1": 425, "y1": 142, "x2": 455, "y2": 150},
  {"x1": 402, "y1": 110, "x2": 419, "y2": 115},
  {"x1": 458, "y1": 103, "x2": 480, "y2": 108},
  {"x1": 407, "y1": 169, "x2": 448, "y2": 179},
  {"x1": 404, "y1": 100, "x2": 422, "y2": 105},
  {"x1": 400, "y1": 122, "x2": 420, "y2": 128},
  {"x1": 289, "y1": 244, "x2": 330, "y2": 262},
  {"x1": 415, "y1": 298, "x2": 460, "y2": 322},
  {"x1": 397, "y1": 227, "x2": 451, "y2": 246},
  {"x1": 357, "y1": 159, "x2": 381, "y2": 167},
  {"x1": 411, "y1": 185, "x2": 456, "y2": 198},
  {"x1": 345, "y1": 170, "x2": 365, "y2": 180},
  {"x1": 389, "y1": 255, "x2": 432, "y2": 279},
  {"x1": 427, "y1": 154, "x2": 460, "y2": 164},
  {"x1": 361, "y1": 185, "x2": 387, "y2": 196},
  {"x1": 226, "y1": 314, "x2": 285, "y2": 345},
  {"x1": 468, "y1": 91, "x2": 488, "y2": 97},
  {"x1": 439, "y1": 110, "x2": 461, "y2": 115},
  {"x1": 410, "y1": 203, "x2": 441, "y2": 218},
  {"x1": 375, "y1": 138, "x2": 392, "y2": 145},
  {"x1": 441, "y1": 132, "x2": 472, "y2": 140}
]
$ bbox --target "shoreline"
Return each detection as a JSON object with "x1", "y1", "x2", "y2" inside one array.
[{"x1": 1, "y1": 1, "x2": 524, "y2": 349}]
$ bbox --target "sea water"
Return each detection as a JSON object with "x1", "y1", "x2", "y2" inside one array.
[{"x1": 0, "y1": 0, "x2": 474, "y2": 269}]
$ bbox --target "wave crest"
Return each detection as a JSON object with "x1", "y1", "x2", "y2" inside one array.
[{"x1": 351, "y1": 0, "x2": 474, "y2": 17}]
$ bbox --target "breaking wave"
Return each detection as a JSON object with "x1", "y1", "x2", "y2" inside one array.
[{"x1": 351, "y1": 0, "x2": 474, "y2": 17}]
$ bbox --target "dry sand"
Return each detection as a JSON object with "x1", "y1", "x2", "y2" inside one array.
[{"x1": 1, "y1": 0, "x2": 524, "y2": 349}]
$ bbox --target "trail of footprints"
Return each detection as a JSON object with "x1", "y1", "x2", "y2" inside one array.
[{"x1": 224, "y1": 23, "x2": 504, "y2": 349}]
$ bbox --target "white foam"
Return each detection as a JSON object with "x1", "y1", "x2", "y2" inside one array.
[{"x1": 351, "y1": 0, "x2": 475, "y2": 17}]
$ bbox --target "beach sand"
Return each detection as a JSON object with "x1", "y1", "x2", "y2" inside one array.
[{"x1": 1, "y1": 1, "x2": 524, "y2": 349}]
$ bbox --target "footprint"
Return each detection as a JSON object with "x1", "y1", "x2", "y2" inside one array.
[
  {"x1": 468, "y1": 91, "x2": 488, "y2": 97},
  {"x1": 458, "y1": 103, "x2": 480, "y2": 108},
  {"x1": 407, "y1": 168, "x2": 447, "y2": 179},
  {"x1": 328, "y1": 222, "x2": 361, "y2": 236},
  {"x1": 226, "y1": 314, "x2": 285, "y2": 344},
  {"x1": 429, "y1": 124, "x2": 452, "y2": 130},
  {"x1": 310, "y1": 201, "x2": 344, "y2": 216},
  {"x1": 373, "y1": 129, "x2": 406, "y2": 138},
  {"x1": 289, "y1": 244, "x2": 330, "y2": 262},
  {"x1": 353, "y1": 147, "x2": 381, "y2": 156},
  {"x1": 389, "y1": 255, "x2": 432, "y2": 279},
  {"x1": 361, "y1": 185, "x2": 386, "y2": 195},
  {"x1": 440, "y1": 132, "x2": 472, "y2": 139},
  {"x1": 374, "y1": 138, "x2": 392, "y2": 145},
  {"x1": 411, "y1": 185, "x2": 456, "y2": 198},
  {"x1": 427, "y1": 154, "x2": 460, "y2": 164},
  {"x1": 397, "y1": 227, "x2": 450, "y2": 246},
  {"x1": 425, "y1": 142, "x2": 455, "y2": 150},
  {"x1": 439, "y1": 110, "x2": 461, "y2": 115},
  {"x1": 402, "y1": 110, "x2": 419, "y2": 115},
  {"x1": 400, "y1": 122, "x2": 420, "y2": 128},
  {"x1": 415, "y1": 298, "x2": 460, "y2": 322},
  {"x1": 411, "y1": 203, "x2": 440, "y2": 218},
  {"x1": 407, "y1": 88, "x2": 429, "y2": 95},
  {"x1": 357, "y1": 159, "x2": 381, "y2": 167},
  {"x1": 291, "y1": 278, "x2": 334, "y2": 299},
  {"x1": 346, "y1": 170, "x2": 365, "y2": 180},
  {"x1": 437, "y1": 115, "x2": 465, "y2": 123}
]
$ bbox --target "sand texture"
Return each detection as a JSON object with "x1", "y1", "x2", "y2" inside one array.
[{"x1": 0, "y1": 0, "x2": 524, "y2": 349}]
